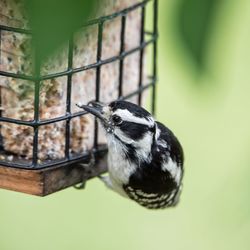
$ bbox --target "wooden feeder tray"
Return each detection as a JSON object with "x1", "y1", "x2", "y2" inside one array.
[{"x1": 0, "y1": 150, "x2": 107, "y2": 196}]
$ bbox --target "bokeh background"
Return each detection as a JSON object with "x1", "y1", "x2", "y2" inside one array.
[{"x1": 1, "y1": 0, "x2": 250, "y2": 249}]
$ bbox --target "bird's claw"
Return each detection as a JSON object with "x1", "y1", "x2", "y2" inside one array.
[{"x1": 74, "y1": 151, "x2": 96, "y2": 190}]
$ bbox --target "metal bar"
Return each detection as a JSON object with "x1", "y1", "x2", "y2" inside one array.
[
  {"x1": 83, "y1": 0, "x2": 151, "y2": 27},
  {"x1": 34, "y1": 79, "x2": 40, "y2": 121},
  {"x1": 0, "y1": 1, "x2": 152, "y2": 34},
  {"x1": 138, "y1": 5, "x2": 145, "y2": 105},
  {"x1": 65, "y1": 36, "x2": 74, "y2": 159},
  {"x1": 0, "y1": 117, "x2": 36, "y2": 126},
  {"x1": 0, "y1": 70, "x2": 35, "y2": 81},
  {"x1": 35, "y1": 112, "x2": 87, "y2": 126},
  {"x1": 0, "y1": 29, "x2": 1, "y2": 61},
  {"x1": 0, "y1": 24, "x2": 32, "y2": 34},
  {"x1": 2, "y1": 44, "x2": 150, "y2": 79},
  {"x1": 0, "y1": 111, "x2": 86, "y2": 126},
  {"x1": 32, "y1": 61, "x2": 41, "y2": 166},
  {"x1": 94, "y1": 21, "x2": 103, "y2": 148},
  {"x1": 119, "y1": 80, "x2": 154, "y2": 101},
  {"x1": 144, "y1": 31, "x2": 154, "y2": 36},
  {"x1": 0, "y1": 37, "x2": 156, "y2": 81},
  {"x1": 41, "y1": 37, "x2": 155, "y2": 80},
  {"x1": 0, "y1": 29, "x2": 3, "y2": 150},
  {"x1": 32, "y1": 126, "x2": 39, "y2": 166},
  {"x1": 118, "y1": 15, "x2": 126, "y2": 97},
  {"x1": 0, "y1": 161, "x2": 33, "y2": 169},
  {"x1": 151, "y1": 0, "x2": 158, "y2": 115},
  {"x1": 0, "y1": 76, "x2": 155, "y2": 127},
  {"x1": 0, "y1": 144, "x2": 107, "y2": 170}
]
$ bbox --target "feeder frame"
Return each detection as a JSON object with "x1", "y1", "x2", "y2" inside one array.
[{"x1": 0, "y1": 0, "x2": 158, "y2": 196}]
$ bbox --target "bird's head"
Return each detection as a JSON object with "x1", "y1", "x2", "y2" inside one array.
[{"x1": 77, "y1": 100, "x2": 156, "y2": 150}]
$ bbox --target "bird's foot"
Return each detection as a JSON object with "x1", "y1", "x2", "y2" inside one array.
[{"x1": 74, "y1": 151, "x2": 96, "y2": 190}]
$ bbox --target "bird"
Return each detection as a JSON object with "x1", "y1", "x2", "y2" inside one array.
[{"x1": 77, "y1": 100, "x2": 184, "y2": 209}]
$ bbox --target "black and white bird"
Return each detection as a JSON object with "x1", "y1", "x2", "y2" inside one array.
[{"x1": 77, "y1": 100, "x2": 184, "y2": 209}]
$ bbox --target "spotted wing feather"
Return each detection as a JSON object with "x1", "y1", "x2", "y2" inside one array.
[{"x1": 123, "y1": 185, "x2": 182, "y2": 209}]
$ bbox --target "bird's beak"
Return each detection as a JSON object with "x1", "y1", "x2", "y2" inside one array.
[{"x1": 76, "y1": 101, "x2": 108, "y2": 125}]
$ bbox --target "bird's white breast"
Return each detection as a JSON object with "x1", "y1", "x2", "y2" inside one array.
[{"x1": 107, "y1": 136, "x2": 137, "y2": 196}]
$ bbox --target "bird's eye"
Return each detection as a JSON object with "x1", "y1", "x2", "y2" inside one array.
[{"x1": 112, "y1": 115, "x2": 122, "y2": 125}]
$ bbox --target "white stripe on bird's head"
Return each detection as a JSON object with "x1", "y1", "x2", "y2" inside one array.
[{"x1": 113, "y1": 109, "x2": 155, "y2": 127}]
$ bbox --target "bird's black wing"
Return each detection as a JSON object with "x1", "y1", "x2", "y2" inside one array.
[
  {"x1": 123, "y1": 121, "x2": 184, "y2": 209},
  {"x1": 155, "y1": 121, "x2": 184, "y2": 168}
]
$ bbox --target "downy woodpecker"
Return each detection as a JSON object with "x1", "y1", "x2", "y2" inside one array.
[{"x1": 77, "y1": 101, "x2": 184, "y2": 209}]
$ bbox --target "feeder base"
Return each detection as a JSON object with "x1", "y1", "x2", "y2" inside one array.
[{"x1": 0, "y1": 156, "x2": 107, "y2": 196}]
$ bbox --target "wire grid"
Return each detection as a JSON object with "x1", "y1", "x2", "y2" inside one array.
[{"x1": 0, "y1": 0, "x2": 158, "y2": 169}]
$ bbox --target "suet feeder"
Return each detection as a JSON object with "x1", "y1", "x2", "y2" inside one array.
[{"x1": 0, "y1": 0, "x2": 158, "y2": 196}]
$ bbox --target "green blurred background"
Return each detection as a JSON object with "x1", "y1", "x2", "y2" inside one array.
[{"x1": 1, "y1": 0, "x2": 250, "y2": 249}]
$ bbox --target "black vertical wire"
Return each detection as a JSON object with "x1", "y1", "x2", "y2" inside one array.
[
  {"x1": 151, "y1": 0, "x2": 158, "y2": 115},
  {"x1": 0, "y1": 29, "x2": 3, "y2": 149},
  {"x1": 65, "y1": 36, "x2": 73, "y2": 159},
  {"x1": 138, "y1": 5, "x2": 145, "y2": 105},
  {"x1": 32, "y1": 60, "x2": 41, "y2": 167},
  {"x1": 94, "y1": 21, "x2": 103, "y2": 148},
  {"x1": 118, "y1": 15, "x2": 126, "y2": 98},
  {"x1": 0, "y1": 29, "x2": 1, "y2": 63}
]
